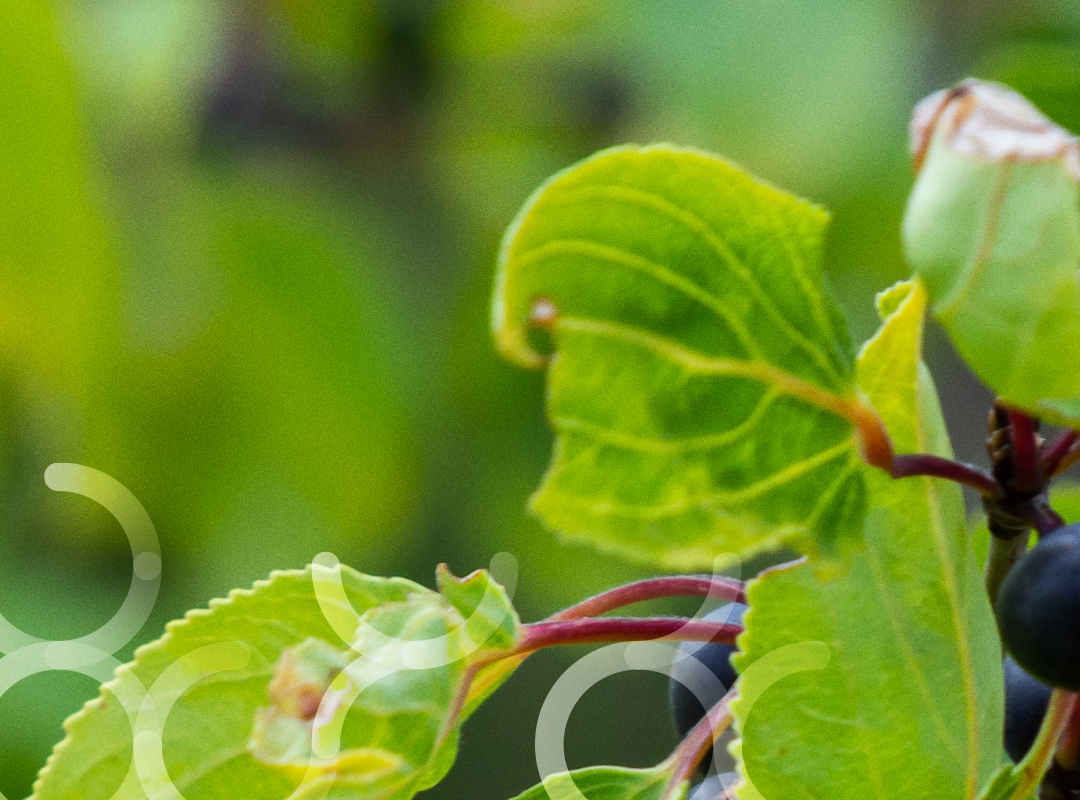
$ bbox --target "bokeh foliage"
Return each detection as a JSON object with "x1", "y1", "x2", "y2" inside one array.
[{"x1": 3, "y1": 0, "x2": 1080, "y2": 798}]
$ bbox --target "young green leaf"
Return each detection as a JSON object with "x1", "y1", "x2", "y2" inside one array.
[
  {"x1": 904, "y1": 79, "x2": 1080, "y2": 425},
  {"x1": 31, "y1": 563, "x2": 521, "y2": 800},
  {"x1": 731, "y1": 279, "x2": 1003, "y2": 800},
  {"x1": 507, "y1": 765, "x2": 684, "y2": 800},
  {"x1": 493, "y1": 145, "x2": 888, "y2": 568}
]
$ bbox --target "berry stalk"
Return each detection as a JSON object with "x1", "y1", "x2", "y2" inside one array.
[
  {"x1": 1017, "y1": 497, "x2": 1067, "y2": 538},
  {"x1": 985, "y1": 533, "x2": 1030, "y2": 610}
]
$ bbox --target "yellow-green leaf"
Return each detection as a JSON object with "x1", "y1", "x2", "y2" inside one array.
[
  {"x1": 494, "y1": 144, "x2": 887, "y2": 568},
  {"x1": 731, "y1": 279, "x2": 1003, "y2": 800}
]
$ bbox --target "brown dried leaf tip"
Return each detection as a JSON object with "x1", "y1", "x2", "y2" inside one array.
[{"x1": 910, "y1": 78, "x2": 1080, "y2": 177}]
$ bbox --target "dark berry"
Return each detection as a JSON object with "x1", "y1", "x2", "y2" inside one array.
[
  {"x1": 996, "y1": 523, "x2": 1080, "y2": 690},
  {"x1": 669, "y1": 602, "x2": 744, "y2": 773},
  {"x1": 1003, "y1": 656, "x2": 1052, "y2": 763}
]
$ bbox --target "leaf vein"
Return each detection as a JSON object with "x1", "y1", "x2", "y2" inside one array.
[
  {"x1": 551, "y1": 438, "x2": 855, "y2": 519},
  {"x1": 516, "y1": 238, "x2": 766, "y2": 360},
  {"x1": 572, "y1": 184, "x2": 844, "y2": 385},
  {"x1": 862, "y1": 527, "x2": 966, "y2": 764},
  {"x1": 559, "y1": 316, "x2": 861, "y2": 427},
  {"x1": 551, "y1": 388, "x2": 780, "y2": 454}
]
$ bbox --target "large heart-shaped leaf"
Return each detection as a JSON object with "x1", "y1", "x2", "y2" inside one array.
[
  {"x1": 494, "y1": 145, "x2": 888, "y2": 567},
  {"x1": 31, "y1": 562, "x2": 521, "y2": 800},
  {"x1": 730, "y1": 280, "x2": 1003, "y2": 800},
  {"x1": 903, "y1": 80, "x2": 1080, "y2": 425}
]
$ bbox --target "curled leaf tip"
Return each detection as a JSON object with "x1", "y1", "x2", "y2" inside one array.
[{"x1": 910, "y1": 78, "x2": 1080, "y2": 177}]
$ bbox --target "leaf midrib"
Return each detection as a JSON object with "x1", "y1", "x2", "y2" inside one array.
[{"x1": 558, "y1": 316, "x2": 861, "y2": 423}]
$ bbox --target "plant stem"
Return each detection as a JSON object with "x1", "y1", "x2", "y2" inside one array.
[
  {"x1": 1008, "y1": 409, "x2": 1043, "y2": 494},
  {"x1": 853, "y1": 403, "x2": 895, "y2": 473},
  {"x1": 662, "y1": 692, "x2": 735, "y2": 800},
  {"x1": 1043, "y1": 430, "x2": 1080, "y2": 478},
  {"x1": 441, "y1": 584, "x2": 747, "y2": 750},
  {"x1": 1010, "y1": 689, "x2": 1078, "y2": 800},
  {"x1": 985, "y1": 533, "x2": 1029, "y2": 609},
  {"x1": 1055, "y1": 702, "x2": 1080, "y2": 773},
  {"x1": 891, "y1": 453, "x2": 1002, "y2": 497},
  {"x1": 1053, "y1": 442, "x2": 1080, "y2": 479},
  {"x1": 518, "y1": 617, "x2": 741, "y2": 655},
  {"x1": 547, "y1": 575, "x2": 747, "y2": 622}
]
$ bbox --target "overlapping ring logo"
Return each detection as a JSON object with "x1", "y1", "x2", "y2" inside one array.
[
  {"x1": 0, "y1": 468, "x2": 825, "y2": 800},
  {"x1": 0, "y1": 464, "x2": 252, "y2": 800},
  {"x1": 0, "y1": 467, "x2": 520, "y2": 800}
]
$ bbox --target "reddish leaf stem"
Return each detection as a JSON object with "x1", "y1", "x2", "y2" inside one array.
[
  {"x1": 662, "y1": 693, "x2": 735, "y2": 800},
  {"x1": 891, "y1": 453, "x2": 1002, "y2": 497},
  {"x1": 1008, "y1": 409, "x2": 1042, "y2": 494},
  {"x1": 853, "y1": 403, "x2": 895, "y2": 473},
  {"x1": 547, "y1": 576, "x2": 747, "y2": 622},
  {"x1": 1016, "y1": 497, "x2": 1067, "y2": 538},
  {"x1": 518, "y1": 617, "x2": 742, "y2": 655},
  {"x1": 1042, "y1": 430, "x2": 1080, "y2": 478}
]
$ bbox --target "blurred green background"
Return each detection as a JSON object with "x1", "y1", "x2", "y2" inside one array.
[{"x1": 1, "y1": 0, "x2": 1079, "y2": 797}]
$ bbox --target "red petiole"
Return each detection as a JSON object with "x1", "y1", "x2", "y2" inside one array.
[
  {"x1": 519, "y1": 616, "x2": 741, "y2": 655},
  {"x1": 1015, "y1": 496, "x2": 1066, "y2": 538},
  {"x1": 548, "y1": 575, "x2": 746, "y2": 622},
  {"x1": 889, "y1": 453, "x2": 1001, "y2": 497},
  {"x1": 1007, "y1": 409, "x2": 1042, "y2": 494},
  {"x1": 1042, "y1": 429, "x2": 1079, "y2": 478}
]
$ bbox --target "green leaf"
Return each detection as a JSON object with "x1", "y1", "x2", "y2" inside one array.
[
  {"x1": 433, "y1": 560, "x2": 526, "y2": 717},
  {"x1": 975, "y1": 765, "x2": 1028, "y2": 800},
  {"x1": 32, "y1": 563, "x2": 521, "y2": 800},
  {"x1": 493, "y1": 144, "x2": 886, "y2": 568},
  {"x1": 507, "y1": 765, "x2": 683, "y2": 800},
  {"x1": 731, "y1": 279, "x2": 1003, "y2": 800},
  {"x1": 903, "y1": 80, "x2": 1080, "y2": 425}
]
